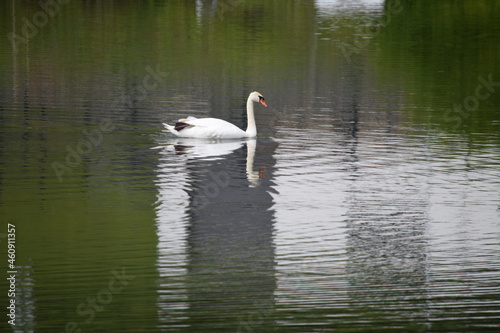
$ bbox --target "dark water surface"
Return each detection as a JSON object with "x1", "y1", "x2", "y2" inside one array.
[{"x1": 1, "y1": 0, "x2": 500, "y2": 332}]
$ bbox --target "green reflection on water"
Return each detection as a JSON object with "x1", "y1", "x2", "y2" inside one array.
[{"x1": 377, "y1": 0, "x2": 500, "y2": 135}]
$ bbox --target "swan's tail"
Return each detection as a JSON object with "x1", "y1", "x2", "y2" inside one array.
[{"x1": 163, "y1": 123, "x2": 178, "y2": 136}]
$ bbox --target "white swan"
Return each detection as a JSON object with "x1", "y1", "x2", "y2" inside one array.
[{"x1": 163, "y1": 91, "x2": 267, "y2": 139}]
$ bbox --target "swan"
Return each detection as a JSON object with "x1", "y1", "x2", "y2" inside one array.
[{"x1": 163, "y1": 91, "x2": 267, "y2": 139}]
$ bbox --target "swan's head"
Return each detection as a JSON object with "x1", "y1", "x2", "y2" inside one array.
[{"x1": 250, "y1": 91, "x2": 267, "y2": 107}]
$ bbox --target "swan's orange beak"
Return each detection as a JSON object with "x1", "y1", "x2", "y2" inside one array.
[{"x1": 259, "y1": 98, "x2": 268, "y2": 107}]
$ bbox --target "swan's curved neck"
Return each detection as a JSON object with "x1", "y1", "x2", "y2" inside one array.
[{"x1": 245, "y1": 97, "x2": 257, "y2": 137}]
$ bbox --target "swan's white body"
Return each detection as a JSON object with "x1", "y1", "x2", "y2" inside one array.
[{"x1": 163, "y1": 91, "x2": 267, "y2": 139}]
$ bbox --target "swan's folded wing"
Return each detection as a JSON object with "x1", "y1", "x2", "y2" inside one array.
[
  {"x1": 169, "y1": 117, "x2": 246, "y2": 138},
  {"x1": 174, "y1": 121, "x2": 196, "y2": 131}
]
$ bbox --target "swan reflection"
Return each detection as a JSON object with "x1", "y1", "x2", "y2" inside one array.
[
  {"x1": 155, "y1": 137, "x2": 264, "y2": 187},
  {"x1": 162, "y1": 137, "x2": 245, "y2": 158},
  {"x1": 155, "y1": 137, "x2": 278, "y2": 331}
]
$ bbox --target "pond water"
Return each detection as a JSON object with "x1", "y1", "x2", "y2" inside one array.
[{"x1": 1, "y1": 0, "x2": 500, "y2": 332}]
